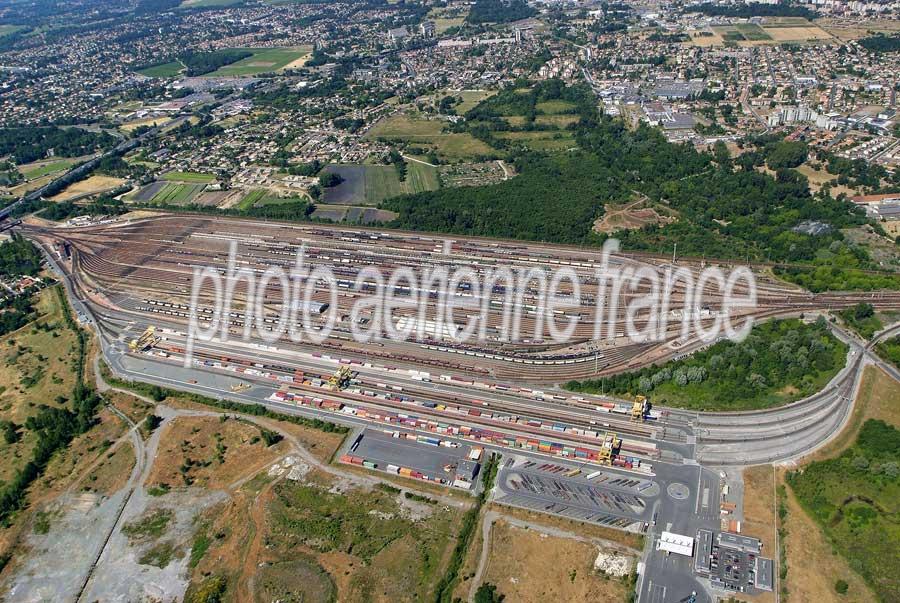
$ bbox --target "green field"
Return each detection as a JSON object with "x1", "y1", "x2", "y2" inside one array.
[
  {"x1": 236, "y1": 189, "x2": 293, "y2": 210},
  {"x1": 363, "y1": 166, "x2": 407, "y2": 204},
  {"x1": 180, "y1": 0, "x2": 244, "y2": 6},
  {"x1": 367, "y1": 114, "x2": 494, "y2": 162},
  {"x1": 204, "y1": 46, "x2": 311, "y2": 77},
  {"x1": 364, "y1": 162, "x2": 440, "y2": 204},
  {"x1": 406, "y1": 160, "x2": 440, "y2": 191},
  {"x1": 447, "y1": 89, "x2": 496, "y2": 114},
  {"x1": 0, "y1": 25, "x2": 25, "y2": 37},
  {"x1": 137, "y1": 61, "x2": 184, "y2": 78},
  {"x1": 150, "y1": 182, "x2": 206, "y2": 204},
  {"x1": 160, "y1": 171, "x2": 216, "y2": 183},
  {"x1": 368, "y1": 114, "x2": 445, "y2": 138},
  {"x1": 19, "y1": 159, "x2": 76, "y2": 180},
  {"x1": 536, "y1": 100, "x2": 578, "y2": 114},
  {"x1": 788, "y1": 419, "x2": 900, "y2": 602},
  {"x1": 735, "y1": 23, "x2": 772, "y2": 41},
  {"x1": 495, "y1": 131, "x2": 576, "y2": 151},
  {"x1": 714, "y1": 24, "x2": 772, "y2": 42}
]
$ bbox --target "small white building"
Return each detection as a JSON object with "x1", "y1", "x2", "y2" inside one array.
[{"x1": 657, "y1": 532, "x2": 695, "y2": 557}]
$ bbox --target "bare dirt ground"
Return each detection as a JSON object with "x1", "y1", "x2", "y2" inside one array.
[
  {"x1": 842, "y1": 226, "x2": 900, "y2": 272},
  {"x1": 475, "y1": 516, "x2": 634, "y2": 603},
  {"x1": 82, "y1": 439, "x2": 136, "y2": 496},
  {"x1": 50, "y1": 175, "x2": 126, "y2": 201},
  {"x1": 795, "y1": 163, "x2": 860, "y2": 197},
  {"x1": 739, "y1": 466, "x2": 776, "y2": 603},
  {"x1": 817, "y1": 18, "x2": 900, "y2": 42},
  {"x1": 884, "y1": 221, "x2": 900, "y2": 238},
  {"x1": 146, "y1": 414, "x2": 289, "y2": 490},
  {"x1": 593, "y1": 197, "x2": 677, "y2": 235}
]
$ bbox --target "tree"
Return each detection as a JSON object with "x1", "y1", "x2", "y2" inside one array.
[
  {"x1": 318, "y1": 172, "x2": 344, "y2": 188},
  {"x1": 148, "y1": 385, "x2": 167, "y2": 402},
  {"x1": 474, "y1": 583, "x2": 504, "y2": 603},
  {"x1": 766, "y1": 140, "x2": 807, "y2": 170},
  {"x1": 834, "y1": 579, "x2": 849, "y2": 595}
]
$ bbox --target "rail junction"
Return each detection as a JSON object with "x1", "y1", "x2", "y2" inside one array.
[{"x1": 19, "y1": 213, "x2": 900, "y2": 603}]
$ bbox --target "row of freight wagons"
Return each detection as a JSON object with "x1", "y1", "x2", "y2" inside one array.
[{"x1": 273, "y1": 390, "x2": 651, "y2": 473}]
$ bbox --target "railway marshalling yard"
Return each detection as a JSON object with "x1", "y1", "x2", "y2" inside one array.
[{"x1": 25, "y1": 213, "x2": 900, "y2": 603}]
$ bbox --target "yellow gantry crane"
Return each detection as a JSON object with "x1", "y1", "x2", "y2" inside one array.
[
  {"x1": 327, "y1": 365, "x2": 353, "y2": 390},
  {"x1": 128, "y1": 326, "x2": 158, "y2": 352},
  {"x1": 598, "y1": 432, "x2": 621, "y2": 464},
  {"x1": 632, "y1": 395, "x2": 648, "y2": 421}
]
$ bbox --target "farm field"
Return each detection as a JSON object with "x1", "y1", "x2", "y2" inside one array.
[
  {"x1": 50, "y1": 175, "x2": 126, "y2": 201},
  {"x1": 204, "y1": 46, "x2": 312, "y2": 76},
  {"x1": 136, "y1": 61, "x2": 184, "y2": 78},
  {"x1": 120, "y1": 117, "x2": 169, "y2": 133},
  {"x1": 235, "y1": 189, "x2": 297, "y2": 210},
  {"x1": 712, "y1": 24, "x2": 769, "y2": 43},
  {"x1": 735, "y1": 23, "x2": 771, "y2": 41},
  {"x1": 324, "y1": 162, "x2": 440, "y2": 205},
  {"x1": 180, "y1": 0, "x2": 243, "y2": 6},
  {"x1": 366, "y1": 113, "x2": 494, "y2": 162},
  {"x1": 135, "y1": 181, "x2": 206, "y2": 205},
  {"x1": 495, "y1": 131, "x2": 576, "y2": 151},
  {"x1": 699, "y1": 19, "x2": 832, "y2": 45},
  {"x1": 0, "y1": 25, "x2": 24, "y2": 37},
  {"x1": 816, "y1": 18, "x2": 900, "y2": 42},
  {"x1": 309, "y1": 205, "x2": 398, "y2": 224},
  {"x1": 160, "y1": 171, "x2": 215, "y2": 183},
  {"x1": 18, "y1": 158, "x2": 77, "y2": 180},
  {"x1": 405, "y1": 160, "x2": 440, "y2": 192},
  {"x1": 762, "y1": 24, "x2": 833, "y2": 43}
]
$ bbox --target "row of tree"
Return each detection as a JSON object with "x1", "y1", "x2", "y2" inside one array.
[{"x1": 566, "y1": 318, "x2": 845, "y2": 411}]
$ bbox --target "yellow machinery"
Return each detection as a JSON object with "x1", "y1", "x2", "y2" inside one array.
[
  {"x1": 632, "y1": 395, "x2": 648, "y2": 421},
  {"x1": 230, "y1": 382, "x2": 250, "y2": 393},
  {"x1": 128, "y1": 326, "x2": 158, "y2": 352},
  {"x1": 328, "y1": 365, "x2": 353, "y2": 390},
  {"x1": 598, "y1": 432, "x2": 621, "y2": 464}
]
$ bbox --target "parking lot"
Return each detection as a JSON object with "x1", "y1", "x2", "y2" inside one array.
[
  {"x1": 520, "y1": 460, "x2": 659, "y2": 496},
  {"x1": 696, "y1": 529, "x2": 771, "y2": 595},
  {"x1": 494, "y1": 459, "x2": 657, "y2": 529},
  {"x1": 709, "y1": 543, "x2": 758, "y2": 593}
]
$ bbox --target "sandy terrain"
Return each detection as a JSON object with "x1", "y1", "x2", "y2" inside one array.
[
  {"x1": 764, "y1": 26, "x2": 833, "y2": 42},
  {"x1": 282, "y1": 53, "x2": 311, "y2": 70},
  {"x1": 479, "y1": 519, "x2": 633, "y2": 603},
  {"x1": 146, "y1": 414, "x2": 288, "y2": 490},
  {"x1": 739, "y1": 466, "x2": 776, "y2": 603},
  {"x1": 50, "y1": 175, "x2": 126, "y2": 201},
  {"x1": 593, "y1": 198, "x2": 677, "y2": 234}
]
